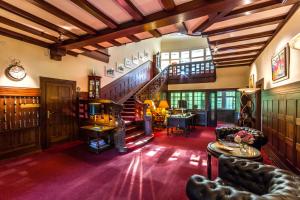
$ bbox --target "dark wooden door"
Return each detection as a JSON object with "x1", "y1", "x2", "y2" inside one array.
[
  {"x1": 40, "y1": 77, "x2": 77, "y2": 148},
  {"x1": 208, "y1": 91, "x2": 217, "y2": 126}
]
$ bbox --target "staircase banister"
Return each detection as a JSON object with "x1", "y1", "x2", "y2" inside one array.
[{"x1": 134, "y1": 66, "x2": 169, "y2": 101}]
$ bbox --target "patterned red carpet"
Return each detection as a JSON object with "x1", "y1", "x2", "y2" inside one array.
[{"x1": 0, "y1": 126, "x2": 273, "y2": 200}]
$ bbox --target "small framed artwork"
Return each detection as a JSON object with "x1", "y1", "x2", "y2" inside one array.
[
  {"x1": 132, "y1": 55, "x2": 139, "y2": 65},
  {"x1": 116, "y1": 63, "x2": 125, "y2": 73},
  {"x1": 249, "y1": 74, "x2": 254, "y2": 88},
  {"x1": 143, "y1": 50, "x2": 149, "y2": 61},
  {"x1": 271, "y1": 45, "x2": 289, "y2": 82},
  {"x1": 105, "y1": 66, "x2": 115, "y2": 77},
  {"x1": 124, "y1": 58, "x2": 132, "y2": 68},
  {"x1": 138, "y1": 52, "x2": 144, "y2": 60}
]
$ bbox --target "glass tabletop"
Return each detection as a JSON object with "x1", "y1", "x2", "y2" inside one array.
[{"x1": 207, "y1": 141, "x2": 261, "y2": 159}]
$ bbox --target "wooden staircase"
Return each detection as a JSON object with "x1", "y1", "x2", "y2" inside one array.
[{"x1": 121, "y1": 96, "x2": 154, "y2": 151}]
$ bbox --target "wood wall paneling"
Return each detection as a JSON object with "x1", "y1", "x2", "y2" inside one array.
[
  {"x1": 262, "y1": 81, "x2": 300, "y2": 173},
  {"x1": 0, "y1": 87, "x2": 41, "y2": 159}
]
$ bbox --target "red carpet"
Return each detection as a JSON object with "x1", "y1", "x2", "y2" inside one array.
[{"x1": 0, "y1": 127, "x2": 273, "y2": 200}]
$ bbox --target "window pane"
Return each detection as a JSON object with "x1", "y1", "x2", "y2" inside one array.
[
  {"x1": 161, "y1": 60, "x2": 170, "y2": 69},
  {"x1": 161, "y1": 52, "x2": 169, "y2": 60},
  {"x1": 194, "y1": 92, "x2": 205, "y2": 110},
  {"x1": 191, "y1": 57, "x2": 204, "y2": 62},
  {"x1": 170, "y1": 92, "x2": 181, "y2": 108},
  {"x1": 171, "y1": 52, "x2": 179, "y2": 59},
  {"x1": 180, "y1": 58, "x2": 190, "y2": 63},
  {"x1": 191, "y1": 49, "x2": 204, "y2": 57},
  {"x1": 181, "y1": 92, "x2": 193, "y2": 109},
  {"x1": 181, "y1": 51, "x2": 190, "y2": 59}
]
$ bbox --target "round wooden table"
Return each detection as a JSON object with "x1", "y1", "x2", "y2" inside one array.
[{"x1": 206, "y1": 141, "x2": 262, "y2": 179}]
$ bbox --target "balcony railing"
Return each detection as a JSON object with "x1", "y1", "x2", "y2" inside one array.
[{"x1": 167, "y1": 61, "x2": 216, "y2": 84}]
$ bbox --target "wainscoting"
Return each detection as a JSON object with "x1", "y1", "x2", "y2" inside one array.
[{"x1": 262, "y1": 81, "x2": 300, "y2": 173}]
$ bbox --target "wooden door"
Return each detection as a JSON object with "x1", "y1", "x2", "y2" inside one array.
[{"x1": 40, "y1": 77, "x2": 77, "y2": 148}]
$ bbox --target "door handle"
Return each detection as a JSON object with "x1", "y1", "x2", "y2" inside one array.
[{"x1": 47, "y1": 110, "x2": 55, "y2": 119}]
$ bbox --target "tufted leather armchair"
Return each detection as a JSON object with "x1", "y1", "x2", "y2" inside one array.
[
  {"x1": 215, "y1": 126, "x2": 267, "y2": 150},
  {"x1": 186, "y1": 155, "x2": 300, "y2": 200}
]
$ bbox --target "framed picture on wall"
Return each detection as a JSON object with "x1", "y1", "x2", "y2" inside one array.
[
  {"x1": 143, "y1": 50, "x2": 150, "y2": 61},
  {"x1": 132, "y1": 55, "x2": 139, "y2": 65},
  {"x1": 138, "y1": 52, "x2": 144, "y2": 60},
  {"x1": 271, "y1": 45, "x2": 289, "y2": 82},
  {"x1": 116, "y1": 63, "x2": 125, "y2": 73},
  {"x1": 124, "y1": 58, "x2": 132, "y2": 68},
  {"x1": 105, "y1": 66, "x2": 115, "y2": 77}
]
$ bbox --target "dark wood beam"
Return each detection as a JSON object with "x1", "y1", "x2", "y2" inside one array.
[
  {"x1": 176, "y1": 22, "x2": 188, "y2": 34},
  {"x1": 0, "y1": 27, "x2": 50, "y2": 47},
  {"x1": 67, "y1": 50, "x2": 79, "y2": 57},
  {"x1": 210, "y1": 30, "x2": 274, "y2": 45},
  {"x1": 108, "y1": 39, "x2": 122, "y2": 46},
  {"x1": 217, "y1": 41, "x2": 265, "y2": 52},
  {"x1": 192, "y1": 12, "x2": 218, "y2": 33},
  {"x1": 70, "y1": 0, "x2": 117, "y2": 29},
  {"x1": 214, "y1": 55, "x2": 256, "y2": 62},
  {"x1": 216, "y1": 64, "x2": 250, "y2": 68},
  {"x1": 126, "y1": 35, "x2": 141, "y2": 42},
  {"x1": 25, "y1": 0, "x2": 96, "y2": 34},
  {"x1": 148, "y1": 29, "x2": 162, "y2": 37},
  {"x1": 215, "y1": 61, "x2": 252, "y2": 65},
  {"x1": 82, "y1": 51, "x2": 110, "y2": 63},
  {"x1": 60, "y1": 0, "x2": 248, "y2": 50},
  {"x1": 0, "y1": 16, "x2": 58, "y2": 42},
  {"x1": 251, "y1": 2, "x2": 300, "y2": 65},
  {"x1": 204, "y1": 14, "x2": 286, "y2": 36},
  {"x1": 0, "y1": 0, "x2": 78, "y2": 39},
  {"x1": 50, "y1": 47, "x2": 66, "y2": 61},
  {"x1": 213, "y1": 49, "x2": 259, "y2": 58},
  {"x1": 219, "y1": 0, "x2": 299, "y2": 22},
  {"x1": 160, "y1": 0, "x2": 176, "y2": 11},
  {"x1": 114, "y1": 0, "x2": 143, "y2": 21}
]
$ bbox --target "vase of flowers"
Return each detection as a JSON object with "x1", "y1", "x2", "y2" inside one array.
[{"x1": 234, "y1": 130, "x2": 255, "y2": 153}]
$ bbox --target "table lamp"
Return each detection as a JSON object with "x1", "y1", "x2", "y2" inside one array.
[
  {"x1": 144, "y1": 100, "x2": 156, "y2": 116},
  {"x1": 158, "y1": 100, "x2": 169, "y2": 115}
]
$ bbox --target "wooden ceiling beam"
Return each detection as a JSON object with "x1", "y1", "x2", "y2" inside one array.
[
  {"x1": 148, "y1": 29, "x2": 162, "y2": 37},
  {"x1": 82, "y1": 50, "x2": 110, "y2": 63},
  {"x1": 215, "y1": 60, "x2": 253, "y2": 65},
  {"x1": 204, "y1": 14, "x2": 286, "y2": 36},
  {"x1": 0, "y1": 26, "x2": 50, "y2": 48},
  {"x1": 213, "y1": 49, "x2": 259, "y2": 58},
  {"x1": 61, "y1": 0, "x2": 246, "y2": 49},
  {"x1": 210, "y1": 30, "x2": 274, "y2": 45},
  {"x1": 160, "y1": 0, "x2": 176, "y2": 11},
  {"x1": 126, "y1": 35, "x2": 141, "y2": 42},
  {"x1": 70, "y1": 0, "x2": 118, "y2": 29},
  {"x1": 176, "y1": 22, "x2": 188, "y2": 34},
  {"x1": 0, "y1": 1, "x2": 78, "y2": 39},
  {"x1": 219, "y1": 0, "x2": 298, "y2": 22},
  {"x1": 214, "y1": 55, "x2": 256, "y2": 62},
  {"x1": 114, "y1": 0, "x2": 143, "y2": 21},
  {"x1": 217, "y1": 41, "x2": 265, "y2": 52},
  {"x1": 109, "y1": 39, "x2": 122, "y2": 46},
  {"x1": 0, "y1": 16, "x2": 59, "y2": 42},
  {"x1": 25, "y1": 0, "x2": 96, "y2": 34}
]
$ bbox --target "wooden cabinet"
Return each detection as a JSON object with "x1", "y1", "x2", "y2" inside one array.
[{"x1": 88, "y1": 75, "x2": 101, "y2": 99}]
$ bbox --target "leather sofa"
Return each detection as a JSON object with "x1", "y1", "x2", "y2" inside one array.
[
  {"x1": 186, "y1": 155, "x2": 300, "y2": 200},
  {"x1": 215, "y1": 126, "x2": 267, "y2": 150}
]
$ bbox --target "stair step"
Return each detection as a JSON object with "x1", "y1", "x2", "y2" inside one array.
[
  {"x1": 125, "y1": 130, "x2": 145, "y2": 142},
  {"x1": 122, "y1": 116, "x2": 135, "y2": 121},
  {"x1": 123, "y1": 108, "x2": 135, "y2": 112},
  {"x1": 124, "y1": 103, "x2": 135, "y2": 106},
  {"x1": 125, "y1": 126, "x2": 138, "y2": 132},
  {"x1": 126, "y1": 135, "x2": 154, "y2": 150}
]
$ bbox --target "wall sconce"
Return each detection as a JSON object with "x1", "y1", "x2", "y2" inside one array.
[
  {"x1": 5, "y1": 59, "x2": 26, "y2": 81},
  {"x1": 290, "y1": 33, "x2": 300, "y2": 50}
]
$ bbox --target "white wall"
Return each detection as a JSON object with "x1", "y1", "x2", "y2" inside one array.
[
  {"x1": 0, "y1": 35, "x2": 161, "y2": 91},
  {"x1": 168, "y1": 66, "x2": 250, "y2": 90},
  {"x1": 250, "y1": 7, "x2": 300, "y2": 89},
  {"x1": 160, "y1": 35, "x2": 208, "y2": 52}
]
